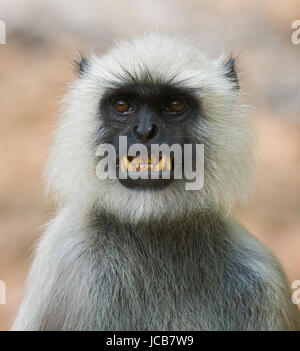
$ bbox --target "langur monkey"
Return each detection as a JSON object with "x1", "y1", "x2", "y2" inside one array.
[{"x1": 12, "y1": 33, "x2": 300, "y2": 331}]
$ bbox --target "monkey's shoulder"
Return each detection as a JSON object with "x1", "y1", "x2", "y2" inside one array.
[{"x1": 223, "y1": 218, "x2": 287, "y2": 286}]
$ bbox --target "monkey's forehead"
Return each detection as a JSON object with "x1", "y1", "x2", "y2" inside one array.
[{"x1": 87, "y1": 33, "x2": 226, "y2": 91}]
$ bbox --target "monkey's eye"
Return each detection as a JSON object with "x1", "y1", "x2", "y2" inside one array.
[
  {"x1": 165, "y1": 98, "x2": 186, "y2": 114},
  {"x1": 112, "y1": 98, "x2": 134, "y2": 114}
]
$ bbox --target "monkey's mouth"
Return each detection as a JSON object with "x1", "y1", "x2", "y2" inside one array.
[
  {"x1": 117, "y1": 153, "x2": 174, "y2": 191},
  {"x1": 119, "y1": 154, "x2": 173, "y2": 172}
]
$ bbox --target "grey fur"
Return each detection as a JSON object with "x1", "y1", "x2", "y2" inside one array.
[
  {"x1": 11, "y1": 33, "x2": 300, "y2": 331},
  {"x1": 12, "y1": 207, "x2": 300, "y2": 330}
]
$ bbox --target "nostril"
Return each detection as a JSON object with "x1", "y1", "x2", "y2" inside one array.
[
  {"x1": 148, "y1": 124, "x2": 158, "y2": 139},
  {"x1": 133, "y1": 124, "x2": 158, "y2": 141}
]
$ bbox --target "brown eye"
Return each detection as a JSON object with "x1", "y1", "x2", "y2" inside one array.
[
  {"x1": 113, "y1": 98, "x2": 133, "y2": 114},
  {"x1": 166, "y1": 98, "x2": 186, "y2": 113}
]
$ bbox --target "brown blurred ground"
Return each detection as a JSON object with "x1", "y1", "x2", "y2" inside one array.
[{"x1": 0, "y1": 0, "x2": 300, "y2": 331}]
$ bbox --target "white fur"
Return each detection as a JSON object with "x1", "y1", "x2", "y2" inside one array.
[{"x1": 47, "y1": 32, "x2": 253, "y2": 222}]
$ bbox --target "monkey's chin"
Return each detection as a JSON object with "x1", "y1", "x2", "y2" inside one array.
[{"x1": 118, "y1": 172, "x2": 174, "y2": 191}]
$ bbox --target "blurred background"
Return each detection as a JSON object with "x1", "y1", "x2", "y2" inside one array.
[{"x1": 0, "y1": 0, "x2": 300, "y2": 330}]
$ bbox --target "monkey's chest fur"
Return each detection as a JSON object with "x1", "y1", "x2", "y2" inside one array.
[{"x1": 49, "y1": 212, "x2": 276, "y2": 331}]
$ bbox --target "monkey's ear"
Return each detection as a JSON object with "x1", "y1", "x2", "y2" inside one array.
[
  {"x1": 72, "y1": 53, "x2": 90, "y2": 76},
  {"x1": 223, "y1": 57, "x2": 239, "y2": 90}
]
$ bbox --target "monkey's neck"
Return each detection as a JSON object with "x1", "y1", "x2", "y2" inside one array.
[
  {"x1": 91, "y1": 208, "x2": 224, "y2": 245},
  {"x1": 86, "y1": 209, "x2": 231, "y2": 287}
]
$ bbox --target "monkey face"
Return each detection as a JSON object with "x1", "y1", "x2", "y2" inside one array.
[
  {"x1": 98, "y1": 84, "x2": 201, "y2": 191},
  {"x1": 47, "y1": 33, "x2": 253, "y2": 221}
]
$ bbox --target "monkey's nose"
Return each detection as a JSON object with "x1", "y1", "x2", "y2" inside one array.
[{"x1": 133, "y1": 124, "x2": 158, "y2": 141}]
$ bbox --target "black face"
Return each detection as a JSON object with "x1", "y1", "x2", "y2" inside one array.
[{"x1": 98, "y1": 83, "x2": 201, "y2": 191}]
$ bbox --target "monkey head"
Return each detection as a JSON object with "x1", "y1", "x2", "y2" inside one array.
[{"x1": 47, "y1": 33, "x2": 253, "y2": 222}]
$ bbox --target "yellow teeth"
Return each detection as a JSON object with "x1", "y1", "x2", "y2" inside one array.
[
  {"x1": 163, "y1": 156, "x2": 172, "y2": 171},
  {"x1": 120, "y1": 155, "x2": 172, "y2": 172},
  {"x1": 120, "y1": 156, "x2": 130, "y2": 172}
]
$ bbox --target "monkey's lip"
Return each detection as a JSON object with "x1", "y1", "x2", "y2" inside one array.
[{"x1": 119, "y1": 155, "x2": 173, "y2": 172}]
